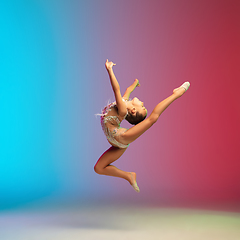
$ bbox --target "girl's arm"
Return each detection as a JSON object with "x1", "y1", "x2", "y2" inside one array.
[
  {"x1": 123, "y1": 79, "x2": 140, "y2": 101},
  {"x1": 105, "y1": 60, "x2": 127, "y2": 117}
]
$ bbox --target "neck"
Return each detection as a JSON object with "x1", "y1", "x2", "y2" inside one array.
[{"x1": 125, "y1": 100, "x2": 133, "y2": 113}]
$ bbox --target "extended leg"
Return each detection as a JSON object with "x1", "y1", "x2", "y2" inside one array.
[
  {"x1": 150, "y1": 82, "x2": 190, "y2": 119},
  {"x1": 121, "y1": 82, "x2": 190, "y2": 144},
  {"x1": 151, "y1": 88, "x2": 184, "y2": 118},
  {"x1": 151, "y1": 82, "x2": 190, "y2": 119}
]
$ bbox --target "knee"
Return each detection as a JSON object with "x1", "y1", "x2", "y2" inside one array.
[
  {"x1": 94, "y1": 163, "x2": 103, "y2": 175},
  {"x1": 149, "y1": 115, "x2": 158, "y2": 125}
]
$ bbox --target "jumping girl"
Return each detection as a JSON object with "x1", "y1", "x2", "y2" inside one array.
[{"x1": 94, "y1": 59, "x2": 190, "y2": 192}]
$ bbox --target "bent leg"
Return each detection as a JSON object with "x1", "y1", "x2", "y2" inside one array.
[{"x1": 94, "y1": 146, "x2": 133, "y2": 184}]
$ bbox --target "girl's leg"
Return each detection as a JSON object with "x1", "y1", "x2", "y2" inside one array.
[
  {"x1": 94, "y1": 146, "x2": 135, "y2": 185},
  {"x1": 121, "y1": 85, "x2": 188, "y2": 144},
  {"x1": 152, "y1": 86, "x2": 186, "y2": 117}
]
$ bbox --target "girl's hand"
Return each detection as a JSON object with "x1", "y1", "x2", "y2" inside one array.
[
  {"x1": 135, "y1": 79, "x2": 140, "y2": 87},
  {"x1": 105, "y1": 59, "x2": 116, "y2": 70}
]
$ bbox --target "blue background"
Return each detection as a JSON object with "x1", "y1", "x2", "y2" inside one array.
[{"x1": 0, "y1": 0, "x2": 100, "y2": 208}]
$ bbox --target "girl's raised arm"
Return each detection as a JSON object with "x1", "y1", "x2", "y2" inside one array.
[
  {"x1": 123, "y1": 79, "x2": 140, "y2": 101},
  {"x1": 105, "y1": 59, "x2": 127, "y2": 117}
]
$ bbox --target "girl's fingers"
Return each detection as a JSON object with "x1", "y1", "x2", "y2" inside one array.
[{"x1": 105, "y1": 59, "x2": 116, "y2": 66}]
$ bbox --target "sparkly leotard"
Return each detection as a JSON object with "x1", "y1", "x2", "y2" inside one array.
[{"x1": 100, "y1": 100, "x2": 129, "y2": 149}]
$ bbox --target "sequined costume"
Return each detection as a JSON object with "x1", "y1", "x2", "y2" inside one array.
[{"x1": 100, "y1": 100, "x2": 129, "y2": 149}]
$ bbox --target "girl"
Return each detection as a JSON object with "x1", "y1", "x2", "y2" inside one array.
[{"x1": 94, "y1": 59, "x2": 190, "y2": 192}]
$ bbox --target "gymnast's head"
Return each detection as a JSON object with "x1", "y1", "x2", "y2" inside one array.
[{"x1": 125, "y1": 97, "x2": 147, "y2": 125}]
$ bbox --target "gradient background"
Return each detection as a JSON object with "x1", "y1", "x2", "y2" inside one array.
[{"x1": 0, "y1": 0, "x2": 240, "y2": 210}]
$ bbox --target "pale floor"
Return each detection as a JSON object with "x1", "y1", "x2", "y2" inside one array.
[{"x1": 1, "y1": 204, "x2": 240, "y2": 240}]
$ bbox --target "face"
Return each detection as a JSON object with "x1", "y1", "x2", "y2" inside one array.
[{"x1": 132, "y1": 97, "x2": 147, "y2": 116}]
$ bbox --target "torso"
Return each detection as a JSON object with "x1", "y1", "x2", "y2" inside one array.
[{"x1": 100, "y1": 102, "x2": 129, "y2": 148}]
